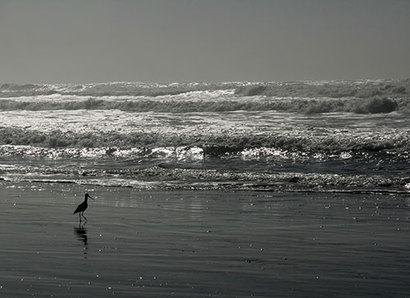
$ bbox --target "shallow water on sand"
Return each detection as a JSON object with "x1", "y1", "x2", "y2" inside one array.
[{"x1": 1, "y1": 182, "x2": 410, "y2": 297}]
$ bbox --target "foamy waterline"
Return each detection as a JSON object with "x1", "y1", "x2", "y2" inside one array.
[{"x1": 2, "y1": 164, "x2": 409, "y2": 193}]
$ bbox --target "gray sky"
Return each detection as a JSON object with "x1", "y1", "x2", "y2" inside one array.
[{"x1": 1, "y1": 0, "x2": 409, "y2": 83}]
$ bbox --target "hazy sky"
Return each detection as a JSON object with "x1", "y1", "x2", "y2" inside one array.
[{"x1": 1, "y1": 0, "x2": 409, "y2": 83}]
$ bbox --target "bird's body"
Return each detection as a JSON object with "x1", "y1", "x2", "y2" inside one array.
[
  {"x1": 73, "y1": 200, "x2": 88, "y2": 214},
  {"x1": 74, "y1": 193, "x2": 94, "y2": 222}
]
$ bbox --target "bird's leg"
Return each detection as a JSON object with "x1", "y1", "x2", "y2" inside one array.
[
  {"x1": 82, "y1": 212, "x2": 88, "y2": 221},
  {"x1": 79, "y1": 213, "x2": 82, "y2": 222}
]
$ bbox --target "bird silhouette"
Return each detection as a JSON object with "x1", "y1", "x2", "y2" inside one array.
[{"x1": 73, "y1": 193, "x2": 94, "y2": 222}]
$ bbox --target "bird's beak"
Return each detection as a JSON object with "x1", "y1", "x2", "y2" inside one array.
[{"x1": 89, "y1": 195, "x2": 95, "y2": 200}]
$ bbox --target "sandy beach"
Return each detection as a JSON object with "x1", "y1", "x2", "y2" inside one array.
[{"x1": 0, "y1": 181, "x2": 409, "y2": 297}]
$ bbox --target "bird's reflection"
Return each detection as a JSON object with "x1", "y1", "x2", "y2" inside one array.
[{"x1": 74, "y1": 223, "x2": 88, "y2": 257}]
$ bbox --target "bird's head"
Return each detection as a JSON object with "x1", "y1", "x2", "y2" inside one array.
[{"x1": 85, "y1": 193, "x2": 95, "y2": 200}]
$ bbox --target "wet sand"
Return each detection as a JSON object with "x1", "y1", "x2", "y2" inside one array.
[{"x1": 1, "y1": 181, "x2": 410, "y2": 297}]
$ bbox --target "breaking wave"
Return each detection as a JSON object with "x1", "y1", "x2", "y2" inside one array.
[
  {"x1": 0, "y1": 82, "x2": 237, "y2": 98},
  {"x1": 0, "y1": 96, "x2": 405, "y2": 114},
  {"x1": 233, "y1": 79, "x2": 410, "y2": 98},
  {"x1": 0, "y1": 79, "x2": 409, "y2": 114},
  {"x1": 0, "y1": 128, "x2": 409, "y2": 160}
]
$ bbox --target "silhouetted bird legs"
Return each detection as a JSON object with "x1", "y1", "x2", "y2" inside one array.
[{"x1": 79, "y1": 212, "x2": 87, "y2": 222}]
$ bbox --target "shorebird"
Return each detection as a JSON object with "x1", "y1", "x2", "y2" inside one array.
[{"x1": 73, "y1": 193, "x2": 94, "y2": 222}]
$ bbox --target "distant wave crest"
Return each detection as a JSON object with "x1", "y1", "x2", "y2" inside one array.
[
  {"x1": 233, "y1": 79, "x2": 410, "y2": 98},
  {"x1": 0, "y1": 96, "x2": 405, "y2": 114},
  {"x1": 0, "y1": 79, "x2": 409, "y2": 114}
]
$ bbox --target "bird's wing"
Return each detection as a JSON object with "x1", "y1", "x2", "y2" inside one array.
[{"x1": 73, "y1": 204, "x2": 82, "y2": 214}]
